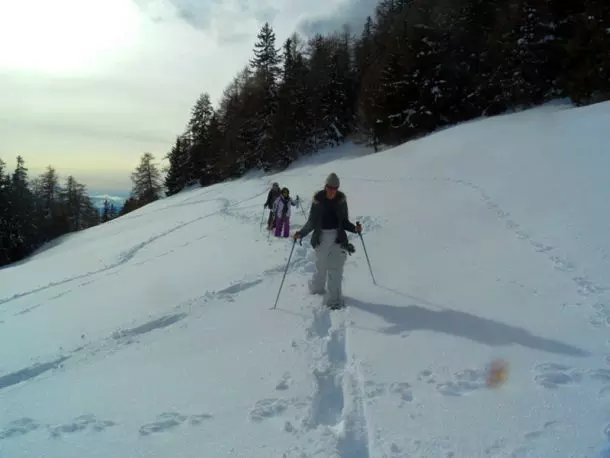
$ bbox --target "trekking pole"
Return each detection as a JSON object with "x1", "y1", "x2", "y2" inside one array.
[
  {"x1": 299, "y1": 202, "x2": 307, "y2": 218},
  {"x1": 357, "y1": 224, "x2": 376, "y2": 285},
  {"x1": 272, "y1": 238, "x2": 300, "y2": 309},
  {"x1": 260, "y1": 207, "x2": 266, "y2": 231},
  {"x1": 267, "y1": 213, "x2": 273, "y2": 240}
]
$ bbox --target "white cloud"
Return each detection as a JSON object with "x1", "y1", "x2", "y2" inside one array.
[
  {"x1": 296, "y1": 0, "x2": 378, "y2": 36},
  {"x1": 0, "y1": 0, "x2": 368, "y2": 192}
]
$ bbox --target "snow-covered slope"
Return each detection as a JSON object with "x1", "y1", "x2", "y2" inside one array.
[{"x1": 1, "y1": 101, "x2": 609, "y2": 458}]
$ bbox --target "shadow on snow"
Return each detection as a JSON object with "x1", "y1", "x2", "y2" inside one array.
[{"x1": 347, "y1": 296, "x2": 589, "y2": 357}]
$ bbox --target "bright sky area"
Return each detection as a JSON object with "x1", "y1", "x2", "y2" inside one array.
[{"x1": 0, "y1": 0, "x2": 376, "y2": 196}]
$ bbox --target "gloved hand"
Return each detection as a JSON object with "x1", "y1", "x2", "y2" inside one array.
[
  {"x1": 293, "y1": 231, "x2": 301, "y2": 241},
  {"x1": 355, "y1": 221, "x2": 362, "y2": 233}
]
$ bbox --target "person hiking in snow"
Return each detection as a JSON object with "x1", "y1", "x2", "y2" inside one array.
[
  {"x1": 293, "y1": 173, "x2": 361, "y2": 309},
  {"x1": 273, "y1": 187, "x2": 299, "y2": 238},
  {"x1": 264, "y1": 182, "x2": 281, "y2": 231}
]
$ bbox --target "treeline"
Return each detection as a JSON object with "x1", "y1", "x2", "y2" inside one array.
[
  {"x1": 0, "y1": 156, "x2": 112, "y2": 266},
  {"x1": 165, "y1": 0, "x2": 610, "y2": 195},
  {"x1": 3, "y1": 0, "x2": 608, "y2": 264},
  {"x1": 0, "y1": 151, "x2": 166, "y2": 267}
]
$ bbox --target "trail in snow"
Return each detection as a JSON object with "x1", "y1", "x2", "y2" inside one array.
[
  {"x1": 0, "y1": 189, "x2": 269, "y2": 310},
  {"x1": 2, "y1": 103, "x2": 610, "y2": 457},
  {"x1": 1, "y1": 169, "x2": 602, "y2": 454}
]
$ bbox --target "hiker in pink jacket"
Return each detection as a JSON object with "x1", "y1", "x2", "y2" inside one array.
[{"x1": 273, "y1": 187, "x2": 299, "y2": 238}]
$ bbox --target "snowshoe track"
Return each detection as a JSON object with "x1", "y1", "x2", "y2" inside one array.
[{"x1": 305, "y1": 304, "x2": 371, "y2": 457}]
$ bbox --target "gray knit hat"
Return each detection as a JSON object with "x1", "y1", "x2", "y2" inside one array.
[{"x1": 325, "y1": 172, "x2": 340, "y2": 188}]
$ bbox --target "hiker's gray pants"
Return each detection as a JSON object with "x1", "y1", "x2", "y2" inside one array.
[{"x1": 309, "y1": 229, "x2": 347, "y2": 305}]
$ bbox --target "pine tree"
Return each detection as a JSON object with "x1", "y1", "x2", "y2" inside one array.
[
  {"x1": 0, "y1": 159, "x2": 12, "y2": 265},
  {"x1": 119, "y1": 197, "x2": 141, "y2": 216},
  {"x1": 7, "y1": 156, "x2": 37, "y2": 261},
  {"x1": 102, "y1": 199, "x2": 112, "y2": 222},
  {"x1": 249, "y1": 22, "x2": 282, "y2": 169},
  {"x1": 561, "y1": 0, "x2": 610, "y2": 104},
  {"x1": 326, "y1": 28, "x2": 356, "y2": 142},
  {"x1": 354, "y1": 16, "x2": 381, "y2": 149},
  {"x1": 274, "y1": 34, "x2": 310, "y2": 164},
  {"x1": 164, "y1": 135, "x2": 191, "y2": 196},
  {"x1": 306, "y1": 34, "x2": 336, "y2": 150},
  {"x1": 33, "y1": 165, "x2": 64, "y2": 240},
  {"x1": 109, "y1": 202, "x2": 119, "y2": 219},
  {"x1": 101, "y1": 199, "x2": 119, "y2": 222},
  {"x1": 131, "y1": 153, "x2": 163, "y2": 205},
  {"x1": 204, "y1": 113, "x2": 225, "y2": 184},
  {"x1": 187, "y1": 93, "x2": 215, "y2": 182},
  {"x1": 59, "y1": 176, "x2": 98, "y2": 232}
]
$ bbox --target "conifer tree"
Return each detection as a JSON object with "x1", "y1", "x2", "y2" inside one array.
[
  {"x1": 0, "y1": 159, "x2": 11, "y2": 265},
  {"x1": 165, "y1": 135, "x2": 190, "y2": 196},
  {"x1": 250, "y1": 22, "x2": 282, "y2": 169},
  {"x1": 131, "y1": 153, "x2": 163, "y2": 205}
]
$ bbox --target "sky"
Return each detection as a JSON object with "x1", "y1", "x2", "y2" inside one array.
[{"x1": 0, "y1": 0, "x2": 377, "y2": 198}]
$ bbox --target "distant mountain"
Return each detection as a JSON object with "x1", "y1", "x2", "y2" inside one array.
[{"x1": 90, "y1": 194, "x2": 127, "y2": 214}]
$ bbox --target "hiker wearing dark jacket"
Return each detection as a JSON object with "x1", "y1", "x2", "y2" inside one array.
[
  {"x1": 264, "y1": 182, "x2": 281, "y2": 230},
  {"x1": 293, "y1": 173, "x2": 362, "y2": 308}
]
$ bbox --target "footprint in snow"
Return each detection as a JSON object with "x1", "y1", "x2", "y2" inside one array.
[
  {"x1": 575, "y1": 277, "x2": 606, "y2": 297},
  {"x1": 588, "y1": 368, "x2": 610, "y2": 383},
  {"x1": 436, "y1": 368, "x2": 487, "y2": 397},
  {"x1": 587, "y1": 368, "x2": 610, "y2": 396},
  {"x1": 381, "y1": 441, "x2": 405, "y2": 457},
  {"x1": 49, "y1": 414, "x2": 117, "y2": 438},
  {"x1": 417, "y1": 369, "x2": 436, "y2": 385},
  {"x1": 276, "y1": 372, "x2": 293, "y2": 391},
  {"x1": 306, "y1": 307, "x2": 331, "y2": 339},
  {"x1": 188, "y1": 414, "x2": 214, "y2": 426},
  {"x1": 589, "y1": 303, "x2": 610, "y2": 328},
  {"x1": 531, "y1": 241, "x2": 553, "y2": 253},
  {"x1": 389, "y1": 382, "x2": 414, "y2": 404},
  {"x1": 533, "y1": 362, "x2": 582, "y2": 389},
  {"x1": 355, "y1": 215, "x2": 385, "y2": 231},
  {"x1": 523, "y1": 420, "x2": 560, "y2": 441},
  {"x1": 549, "y1": 255, "x2": 575, "y2": 272},
  {"x1": 139, "y1": 412, "x2": 186, "y2": 436},
  {"x1": 419, "y1": 366, "x2": 484, "y2": 398},
  {"x1": 484, "y1": 437, "x2": 507, "y2": 455},
  {"x1": 364, "y1": 380, "x2": 386, "y2": 399},
  {"x1": 0, "y1": 418, "x2": 40, "y2": 440},
  {"x1": 249, "y1": 399, "x2": 289, "y2": 423},
  {"x1": 139, "y1": 412, "x2": 212, "y2": 436},
  {"x1": 362, "y1": 380, "x2": 414, "y2": 405}
]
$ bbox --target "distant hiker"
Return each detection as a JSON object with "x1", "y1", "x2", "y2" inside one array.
[
  {"x1": 273, "y1": 187, "x2": 299, "y2": 238},
  {"x1": 264, "y1": 182, "x2": 281, "y2": 231},
  {"x1": 293, "y1": 173, "x2": 361, "y2": 309}
]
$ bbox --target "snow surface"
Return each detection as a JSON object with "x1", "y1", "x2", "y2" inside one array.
[{"x1": 1, "y1": 101, "x2": 610, "y2": 457}]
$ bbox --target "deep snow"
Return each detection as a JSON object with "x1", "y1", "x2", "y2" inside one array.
[{"x1": 1, "y1": 101, "x2": 610, "y2": 457}]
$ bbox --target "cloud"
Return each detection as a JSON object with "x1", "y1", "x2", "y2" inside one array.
[
  {"x1": 0, "y1": 0, "x2": 359, "y2": 195},
  {"x1": 133, "y1": 0, "x2": 279, "y2": 44},
  {"x1": 297, "y1": 0, "x2": 378, "y2": 37}
]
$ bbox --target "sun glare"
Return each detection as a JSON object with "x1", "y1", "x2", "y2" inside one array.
[{"x1": 0, "y1": 0, "x2": 138, "y2": 74}]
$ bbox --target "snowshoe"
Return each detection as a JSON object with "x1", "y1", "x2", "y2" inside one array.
[{"x1": 327, "y1": 299, "x2": 346, "y2": 310}]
